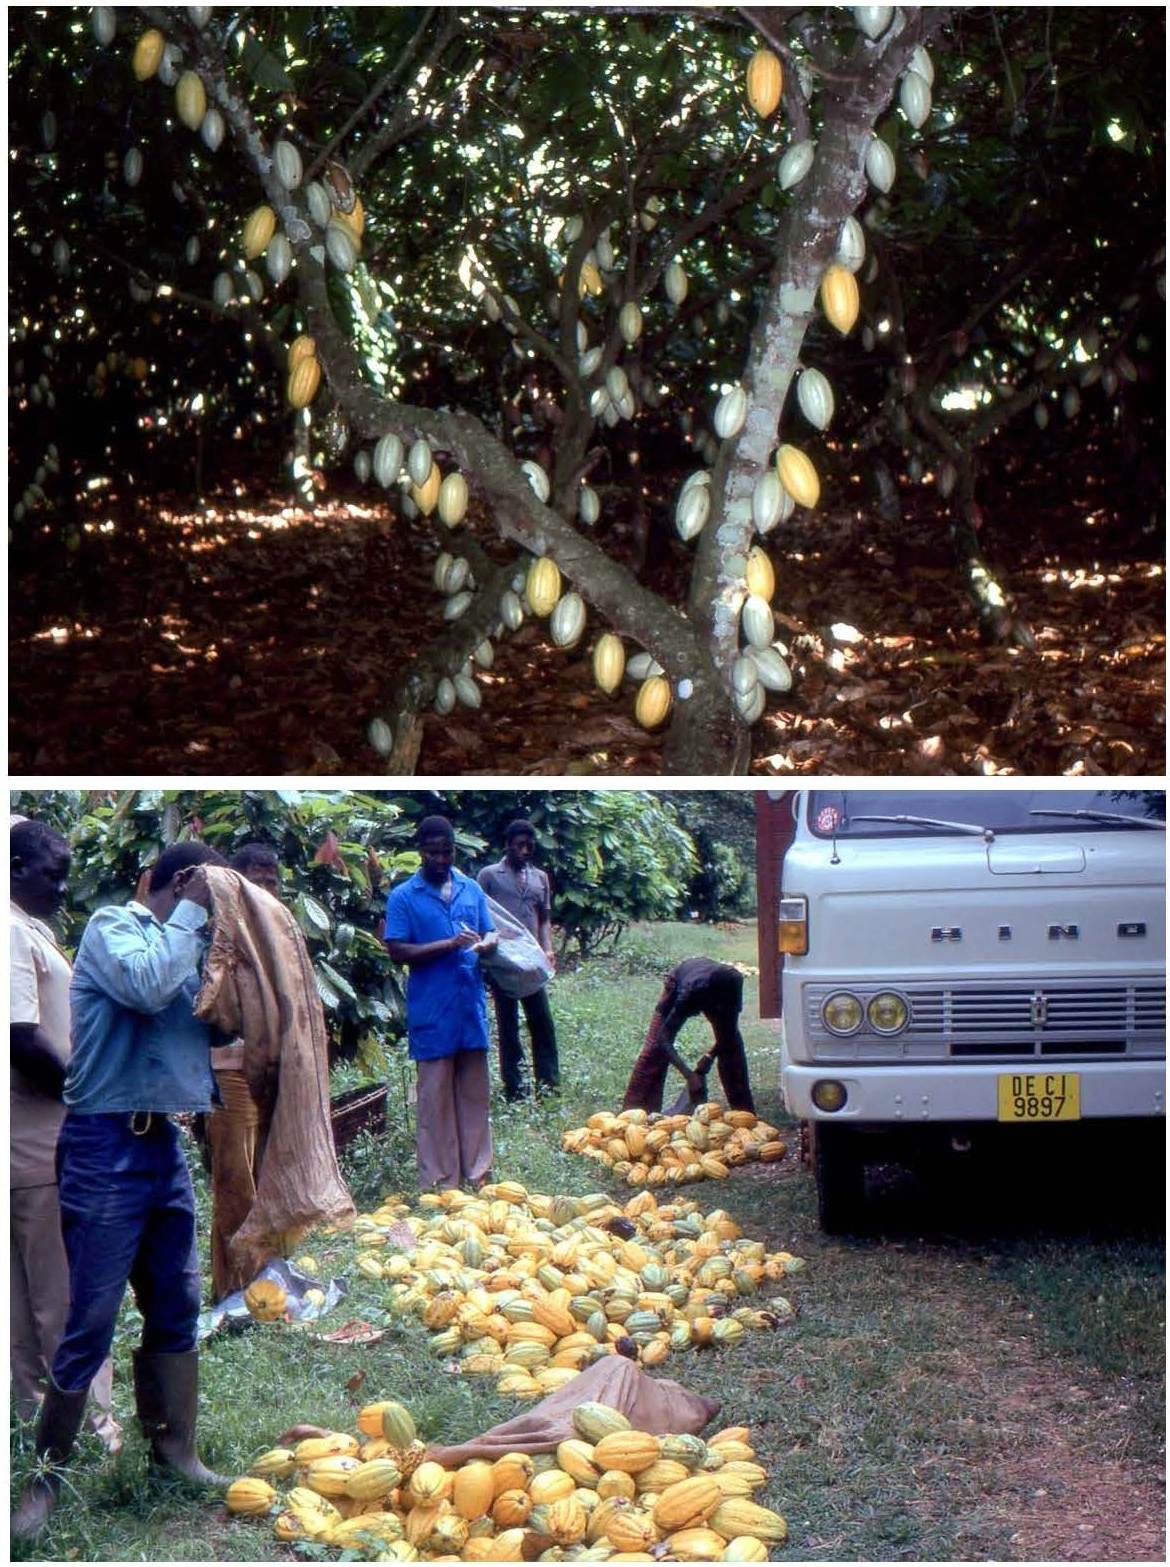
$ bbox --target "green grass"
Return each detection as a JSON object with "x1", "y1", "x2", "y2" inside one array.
[{"x1": 12, "y1": 921, "x2": 1164, "y2": 1561}]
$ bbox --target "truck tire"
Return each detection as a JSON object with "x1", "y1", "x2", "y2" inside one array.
[{"x1": 811, "y1": 1122, "x2": 867, "y2": 1234}]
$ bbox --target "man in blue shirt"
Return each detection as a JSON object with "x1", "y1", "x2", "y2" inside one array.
[
  {"x1": 383, "y1": 816, "x2": 498, "y2": 1192},
  {"x1": 12, "y1": 843, "x2": 229, "y2": 1540}
]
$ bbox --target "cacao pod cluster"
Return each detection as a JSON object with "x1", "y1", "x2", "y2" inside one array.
[
  {"x1": 225, "y1": 1394, "x2": 788, "y2": 1560},
  {"x1": 330, "y1": 1178, "x2": 803, "y2": 1395}
]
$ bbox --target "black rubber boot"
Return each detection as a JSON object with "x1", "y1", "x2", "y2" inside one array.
[
  {"x1": 11, "y1": 1377, "x2": 89, "y2": 1539},
  {"x1": 132, "y1": 1349, "x2": 229, "y2": 1487}
]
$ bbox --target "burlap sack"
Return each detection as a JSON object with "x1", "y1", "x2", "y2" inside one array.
[
  {"x1": 194, "y1": 866, "x2": 355, "y2": 1281},
  {"x1": 425, "y1": 1356, "x2": 720, "y2": 1466}
]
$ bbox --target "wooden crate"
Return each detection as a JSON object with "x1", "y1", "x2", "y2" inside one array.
[{"x1": 330, "y1": 1083, "x2": 388, "y2": 1151}]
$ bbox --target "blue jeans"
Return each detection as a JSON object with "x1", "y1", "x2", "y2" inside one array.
[{"x1": 52, "y1": 1113, "x2": 202, "y2": 1394}]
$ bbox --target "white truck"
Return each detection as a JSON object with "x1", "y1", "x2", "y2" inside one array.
[{"x1": 764, "y1": 789, "x2": 1165, "y2": 1232}]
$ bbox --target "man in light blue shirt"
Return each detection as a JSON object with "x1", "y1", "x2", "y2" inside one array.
[
  {"x1": 12, "y1": 843, "x2": 229, "y2": 1540},
  {"x1": 383, "y1": 816, "x2": 497, "y2": 1191}
]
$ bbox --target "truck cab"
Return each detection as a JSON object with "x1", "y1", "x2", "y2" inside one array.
[{"x1": 761, "y1": 789, "x2": 1166, "y2": 1232}]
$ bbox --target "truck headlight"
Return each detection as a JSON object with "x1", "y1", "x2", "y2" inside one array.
[
  {"x1": 812, "y1": 1079, "x2": 848, "y2": 1112},
  {"x1": 867, "y1": 992, "x2": 908, "y2": 1033},
  {"x1": 823, "y1": 992, "x2": 863, "y2": 1034}
]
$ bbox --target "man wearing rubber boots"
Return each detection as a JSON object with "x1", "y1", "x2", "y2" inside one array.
[{"x1": 12, "y1": 843, "x2": 230, "y2": 1539}]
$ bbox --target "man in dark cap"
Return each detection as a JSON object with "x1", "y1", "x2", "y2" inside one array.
[{"x1": 477, "y1": 818, "x2": 559, "y2": 1101}]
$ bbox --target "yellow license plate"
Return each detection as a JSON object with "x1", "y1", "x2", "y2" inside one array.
[{"x1": 997, "y1": 1072, "x2": 1080, "y2": 1122}]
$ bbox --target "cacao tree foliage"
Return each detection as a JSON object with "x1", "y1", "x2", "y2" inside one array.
[
  {"x1": 9, "y1": 787, "x2": 712, "y2": 1039},
  {"x1": 9, "y1": 7, "x2": 1163, "y2": 773}
]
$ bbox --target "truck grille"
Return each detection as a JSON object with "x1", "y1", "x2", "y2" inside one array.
[{"x1": 806, "y1": 980, "x2": 1166, "y2": 1060}]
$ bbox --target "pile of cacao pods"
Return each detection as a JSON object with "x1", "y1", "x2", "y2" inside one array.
[
  {"x1": 563, "y1": 1106, "x2": 787, "y2": 1187},
  {"x1": 338, "y1": 1180, "x2": 802, "y2": 1392},
  {"x1": 226, "y1": 1395, "x2": 788, "y2": 1560}
]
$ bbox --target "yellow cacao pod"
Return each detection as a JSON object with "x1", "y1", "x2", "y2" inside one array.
[
  {"x1": 305, "y1": 1455, "x2": 362, "y2": 1497},
  {"x1": 492, "y1": 1452, "x2": 536, "y2": 1497},
  {"x1": 530, "y1": 1468, "x2": 577, "y2": 1505},
  {"x1": 132, "y1": 29, "x2": 166, "y2": 81},
  {"x1": 776, "y1": 444, "x2": 820, "y2": 510},
  {"x1": 573, "y1": 1410, "x2": 632, "y2": 1441},
  {"x1": 605, "y1": 1506, "x2": 660, "y2": 1551},
  {"x1": 294, "y1": 1433, "x2": 360, "y2": 1463},
  {"x1": 526, "y1": 556, "x2": 562, "y2": 616},
  {"x1": 175, "y1": 70, "x2": 207, "y2": 131},
  {"x1": 666, "y1": 1526, "x2": 731, "y2": 1559},
  {"x1": 744, "y1": 546, "x2": 775, "y2": 601},
  {"x1": 288, "y1": 334, "x2": 317, "y2": 373},
  {"x1": 226, "y1": 1476, "x2": 276, "y2": 1515},
  {"x1": 407, "y1": 1460, "x2": 448, "y2": 1504},
  {"x1": 411, "y1": 462, "x2": 441, "y2": 517},
  {"x1": 344, "y1": 1458, "x2": 403, "y2": 1501},
  {"x1": 820, "y1": 263, "x2": 860, "y2": 335},
  {"x1": 634, "y1": 675, "x2": 671, "y2": 730},
  {"x1": 451, "y1": 1459, "x2": 495, "y2": 1520},
  {"x1": 491, "y1": 1487, "x2": 533, "y2": 1528},
  {"x1": 378, "y1": 1400, "x2": 418, "y2": 1450},
  {"x1": 243, "y1": 1278, "x2": 287, "y2": 1321},
  {"x1": 709, "y1": 1499, "x2": 788, "y2": 1542},
  {"x1": 546, "y1": 1495, "x2": 590, "y2": 1545},
  {"x1": 243, "y1": 205, "x2": 278, "y2": 262},
  {"x1": 593, "y1": 1432, "x2": 662, "y2": 1476},
  {"x1": 721, "y1": 1538, "x2": 770, "y2": 1562},
  {"x1": 250, "y1": 1447, "x2": 297, "y2": 1479},
  {"x1": 287, "y1": 355, "x2": 321, "y2": 410},
  {"x1": 651, "y1": 1474, "x2": 722, "y2": 1532},
  {"x1": 325, "y1": 1513, "x2": 404, "y2": 1549},
  {"x1": 746, "y1": 49, "x2": 783, "y2": 117}
]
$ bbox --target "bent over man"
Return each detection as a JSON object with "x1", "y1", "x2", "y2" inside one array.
[{"x1": 623, "y1": 956, "x2": 756, "y2": 1116}]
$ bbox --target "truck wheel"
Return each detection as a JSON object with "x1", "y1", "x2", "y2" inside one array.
[{"x1": 811, "y1": 1122, "x2": 866, "y2": 1234}]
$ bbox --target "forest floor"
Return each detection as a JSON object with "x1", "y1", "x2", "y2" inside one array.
[{"x1": 9, "y1": 440, "x2": 1163, "y2": 776}]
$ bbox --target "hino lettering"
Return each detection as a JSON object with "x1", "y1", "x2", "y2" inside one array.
[{"x1": 757, "y1": 789, "x2": 1166, "y2": 1234}]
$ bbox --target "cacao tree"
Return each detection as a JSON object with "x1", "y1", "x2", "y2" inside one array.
[{"x1": 10, "y1": 7, "x2": 1162, "y2": 773}]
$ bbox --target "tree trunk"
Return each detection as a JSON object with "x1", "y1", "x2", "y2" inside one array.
[{"x1": 662, "y1": 680, "x2": 751, "y2": 775}]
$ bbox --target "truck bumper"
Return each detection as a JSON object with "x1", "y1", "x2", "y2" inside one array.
[{"x1": 783, "y1": 1058, "x2": 1166, "y2": 1121}]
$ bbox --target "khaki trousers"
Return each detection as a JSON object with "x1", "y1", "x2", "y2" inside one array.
[
  {"x1": 11, "y1": 1181, "x2": 119, "y2": 1447},
  {"x1": 416, "y1": 1051, "x2": 493, "y2": 1191},
  {"x1": 207, "y1": 1068, "x2": 268, "y2": 1300}
]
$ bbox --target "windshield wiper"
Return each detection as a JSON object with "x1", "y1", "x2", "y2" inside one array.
[
  {"x1": 847, "y1": 814, "x2": 994, "y2": 839},
  {"x1": 1029, "y1": 809, "x2": 1165, "y2": 831}
]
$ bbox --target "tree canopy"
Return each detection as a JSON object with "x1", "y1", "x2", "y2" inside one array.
[
  {"x1": 10, "y1": 786, "x2": 737, "y2": 1058},
  {"x1": 10, "y1": 7, "x2": 1164, "y2": 774}
]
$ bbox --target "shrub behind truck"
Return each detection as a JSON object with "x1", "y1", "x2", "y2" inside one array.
[{"x1": 761, "y1": 789, "x2": 1165, "y2": 1232}]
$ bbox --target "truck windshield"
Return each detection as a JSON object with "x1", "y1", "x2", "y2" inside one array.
[{"x1": 808, "y1": 790, "x2": 1166, "y2": 838}]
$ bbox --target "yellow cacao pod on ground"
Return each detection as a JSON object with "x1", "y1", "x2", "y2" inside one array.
[
  {"x1": 530, "y1": 1468, "x2": 577, "y2": 1505},
  {"x1": 451, "y1": 1459, "x2": 495, "y2": 1520},
  {"x1": 132, "y1": 29, "x2": 166, "y2": 81},
  {"x1": 710, "y1": 1499, "x2": 788, "y2": 1542},
  {"x1": 294, "y1": 1433, "x2": 360, "y2": 1463},
  {"x1": 226, "y1": 1476, "x2": 277, "y2": 1515},
  {"x1": 667, "y1": 1525, "x2": 731, "y2": 1559},
  {"x1": 344, "y1": 1457, "x2": 403, "y2": 1501},
  {"x1": 605, "y1": 1506, "x2": 660, "y2": 1551},
  {"x1": 243, "y1": 205, "x2": 278, "y2": 261},
  {"x1": 250, "y1": 1447, "x2": 297, "y2": 1479},
  {"x1": 593, "y1": 1432, "x2": 662, "y2": 1476},
  {"x1": 746, "y1": 49, "x2": 783, "y2": 116},
  {"x1": 652, "y1": 1474, "x2": 722, "y2": 1532},
  {"x1": 305, "y1": 1455, "x2": 362, "y2": 1497},
  {"x1": 492, "y1": 1452, "x2": 536, "y2": 1496},
  {"x1": 287, "y1": 355, "x2": 321, "y2": 410},
  {"x1": 820, "y1": 262, "x2": 860, "y2": 335},
  {"x1": 722, "y1": 1537, "x2": 770, "y2": 1562},
  {"x1": 243, "y1": 1278, "x2": 287, "y2": 1321},
  {"x1": 573, "y1": 1404, "x2": 632, "y2": 1435},
  {"x1": 492, "y1": 1487, "x2": 533, "y2": 1528}
]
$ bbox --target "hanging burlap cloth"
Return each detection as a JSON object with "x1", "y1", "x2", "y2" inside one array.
[
  {"x1": 193, "y1": 866, "x2": 355, "y2": 1283},
  {"x1": 425, "y1": 1356, "x2": 720, "y2": 1466}
]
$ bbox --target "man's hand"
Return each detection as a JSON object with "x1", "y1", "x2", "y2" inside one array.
[
  {"x1": 451, "y1": 929, "x2": 480, "y2": 951},
  {"x1": 175, "y1": 865, "x2": 212, "y2": 909},
  {"x1": 685, "y1": 1071, "x2": 705, "y2": 1099},
  {"x1": 472, "y1": 931, "x2": 499, "y2": 954}
]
